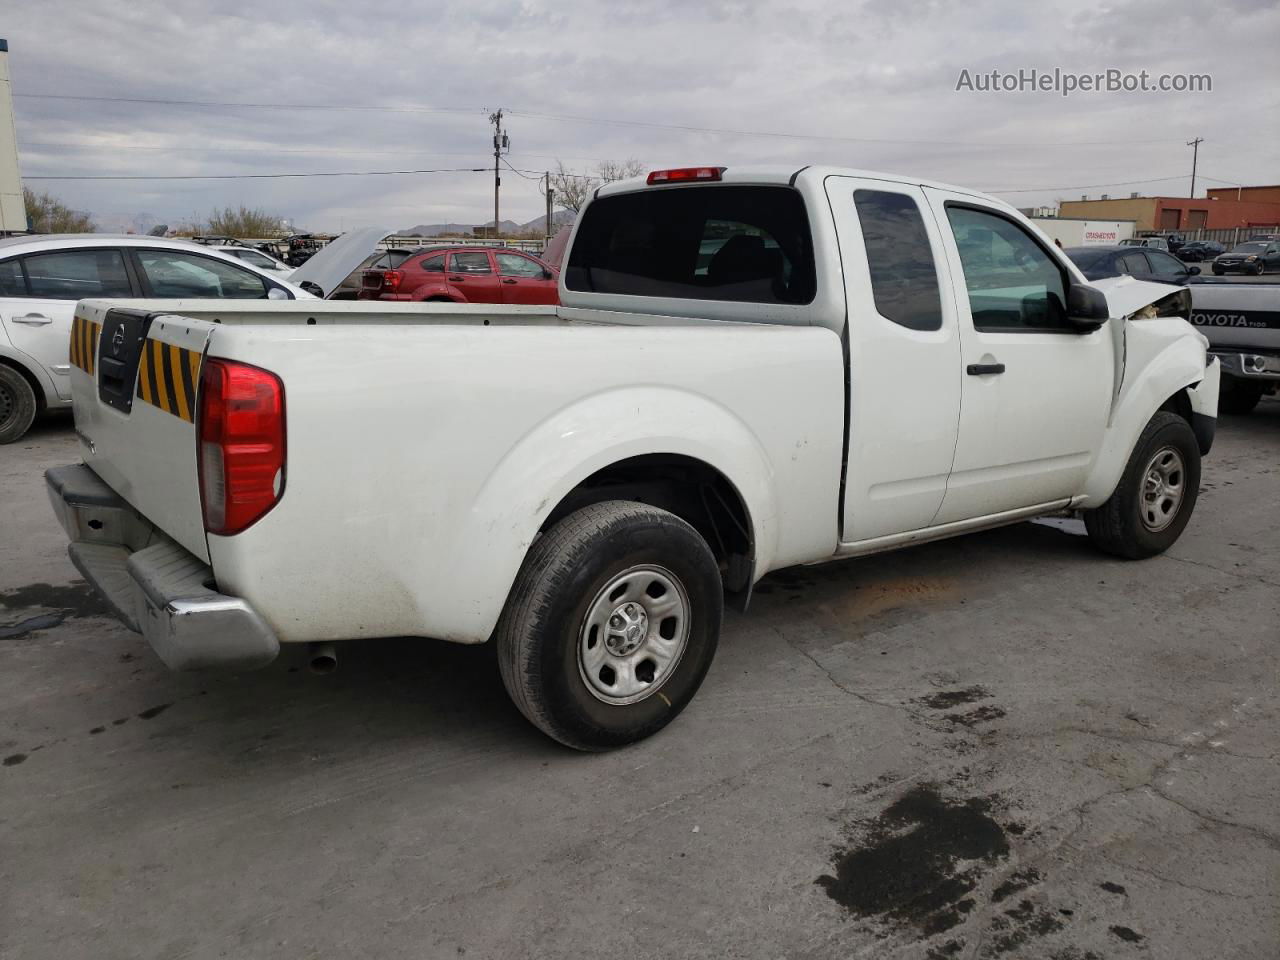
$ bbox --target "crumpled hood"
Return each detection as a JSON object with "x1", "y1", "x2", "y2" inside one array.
[
  {"x1": 1088, "y1": 275, "x2": 1184, "y2": 318},
  {"x1": 287, "y1": 225, "x2": 390, "y2": 298}
]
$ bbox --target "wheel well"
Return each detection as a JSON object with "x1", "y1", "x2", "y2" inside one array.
[
  {"x1": 541, "y1": 454, "x2": 755, "y2": 596},
  {"x1": 0, "y1": 356, "x2": 46, "y2": 412},
  {"x1": 1159, "y1": 388, "x2": 1193, "y2": 424}
]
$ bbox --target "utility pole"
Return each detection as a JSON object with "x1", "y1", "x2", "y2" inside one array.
[
  {"x1": 489, "y1": 108, "x2": 508, "y2": 238},
  {"x1": 544, "y1": 171, "x2": 553, "y2": 242},
  {"x1": 1187, "y1": 137, "x2": 1203, "y2": 199}
]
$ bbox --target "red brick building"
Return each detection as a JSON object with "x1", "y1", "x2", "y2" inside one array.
[{"x1": 1058, "y1": 194, "x2": 1280, "y2": 232}]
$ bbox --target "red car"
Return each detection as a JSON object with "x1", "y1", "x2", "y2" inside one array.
[{"x1": 359, "y1": 246, "x2": 559, "y2": 304}]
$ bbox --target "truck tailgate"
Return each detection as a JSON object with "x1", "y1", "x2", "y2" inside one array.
[{"x1": 70, "y1": 303, "x2": 214, "y2": 562}]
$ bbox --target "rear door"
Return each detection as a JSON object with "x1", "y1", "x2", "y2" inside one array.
[
  {"x1": 826, "y1": 176, "x2": 963, "y2": 542},
  {"x1": 1, "y1": 248, "x2": 136, "y2": 401},
  {"x1": 495, "y1": 251, "x2": 557, "y2": 304},
  {"x1": 72, "y1": 304, "x2": 214, "y2": 560},
  {"x1": 926, "y1": 192, "x2": 1113, "y2": 522},
  {"x1": 446, "y1": 251, "x2": 503, "y2": 303}
]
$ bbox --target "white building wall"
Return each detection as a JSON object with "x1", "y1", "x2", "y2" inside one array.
[{"x1": 1030, "y1": 218, "x2": 1135, "y2": 247}]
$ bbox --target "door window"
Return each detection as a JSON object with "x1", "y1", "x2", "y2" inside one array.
[
  {"x1": 853, "y1": 189, "x2": 942, "y2": 331},
  {"x1": 495, "y1": 252, "x2": 546, "y2": 278},
  {"x1": 0, "y1": 258, "x2": 25, "y2": 296},
  {"x1": 22, "y1": 249, "x2": 133, "y2": 299},
  {"x1": 946, "y1": 206, "x2": 1070, "y2": 332},
  {"x1": 449, "y1": 252, "x2": 492, "y2": 274},
  {"x1": 1146, "y1": 251, "x2": 1189, "y2": 281},
  {"x1": 418, "y1": 254, "x2": 446, "y2": 272},
  {"x1": 136, "y1": 250, "x2": 269, "y2": 298},
  {"x1": 1117, "y1": 252, "x2": 1149, "y2": 275}
]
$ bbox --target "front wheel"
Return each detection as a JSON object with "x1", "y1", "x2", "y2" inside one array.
[
  {"x1": 496, "y1": 501, "x2": 723, "y2": 750},
  {"x1": 1084, "y1": 412, "x2": 1201, "y2": 559},
  {"x1": 1254, "y1": 262, "x2": 1266, "y2": 276}
]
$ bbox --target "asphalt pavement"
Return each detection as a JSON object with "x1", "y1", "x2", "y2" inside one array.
[{"x1": 2, "y1": 405, "x2": 1278, "y2": 960}]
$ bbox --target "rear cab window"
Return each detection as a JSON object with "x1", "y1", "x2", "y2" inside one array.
[
  {"x1": 853, "y1": 189, "x2": 942, "y2": 331},
  {"x1": 565, "y1": 185, "x2": 815, "y2": 304}
]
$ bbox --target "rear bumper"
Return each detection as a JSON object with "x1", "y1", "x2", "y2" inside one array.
[
  {"x1": 1210, "y1": 349, "x2": 1280, "y2": 382},
  {"x1": 45, "y1": 464, "x2": 279, "y2": 671}
]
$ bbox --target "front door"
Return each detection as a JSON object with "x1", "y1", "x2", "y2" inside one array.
[
  {"x1": 925, "y1": 192, "x2": 1114, "y2": 522},
  {"x1": 494, "y1": 252, "x2": 558, "y2": 304},
  {"x1": 827, "y1": 176, "x2": 963, "y2": 542}
]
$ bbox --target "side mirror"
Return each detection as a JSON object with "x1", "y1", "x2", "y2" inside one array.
[
  {"x1": 542, "y1": 268, "x2": 554, "y2": 281},
  {"x1": 1067, "y1": 283, "x2": 1109, "y2": 330},
  {"x1": 1188, "y1": 266, "x2": 1201, "y2": 275}
]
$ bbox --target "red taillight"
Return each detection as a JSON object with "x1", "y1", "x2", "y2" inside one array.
[
  {"x1": 197, "y1": 358, "x2": 285, "y2": 536},
  {"x1": 646, "y1": 166, "x2": 725, "y2": 185},
  {"x1": 383, "y1": 269, "x2": 403, "y2": 292}
]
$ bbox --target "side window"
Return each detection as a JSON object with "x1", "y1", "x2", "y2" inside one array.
[
  {"x1": 0, "y1": 258, "x2": 26, "y2": 296},
  {"x1": 1147, "y1": 251, "x2": 1187, "y2": 280},
  {"x1": 22, "y1": 249, "x2": 133, "y2": 299},
  {"x1": 418, "y1": 254, "x2": 446, "y2": 273},
  {"x1": 852, "y1": 189, "x2": 942, "y2": 331},
  {"x1": 946, "y1": 206, "x2": 1070, "y2": 332},
  {"x1": 136, "y1": 250, "x2": 269, "y2": 298},
  {"x1": 1118, "y1": 252, "x2": 1149, "y2": 275},
  {"x1": 449, "y1": 252, "x2": 492, "y2": 274},
  {"x1": 495, "y1": 252, "x2": 545, "y2": 278}
]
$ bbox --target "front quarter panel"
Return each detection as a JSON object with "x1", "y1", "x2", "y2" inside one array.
[{"x1": 1080, "y1": 318, "x2": 1213, "y2": 506}]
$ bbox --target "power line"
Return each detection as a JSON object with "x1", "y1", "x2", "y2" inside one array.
[
  {"x1": 16, "y1": 90, "x2": 1201, "y2": 148},
  {"x1": 23, "y1": 167, "x2": 489, "y2": 181}
]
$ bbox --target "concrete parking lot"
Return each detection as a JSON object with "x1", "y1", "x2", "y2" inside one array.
[{"x1": 2, "y1": 406, "x2": 1278, "y2": 960}]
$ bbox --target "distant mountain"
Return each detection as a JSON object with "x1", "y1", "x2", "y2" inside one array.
[
  {"x1": 395, "y1": 209, "x2": 575, "y2": 237},
  {"x1": 92, "y1": 211, "x2": 164, "y2": 235}
]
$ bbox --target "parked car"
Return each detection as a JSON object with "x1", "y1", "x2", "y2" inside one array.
[
  {"x1": 0, "y1": 234, "x2": 313, "y2": 443},
  {"x1": 216, "y1": 245, "x2": 296, "y2": 278},
  {"x1": 359, "y1": 246, "x2": 559, "y2": 304},
  {"x1": 49, "y1": 164, "x2": 1217, "y2": 750},
  {"x1": 1188, "y1": 280, "x2": 1280, "y2": 414},
  {"x1": 1119, "y1": 236, "x2": 1171, "y2": 251},
  {"x1": 1064, "y1": 245, "x2": 1200, "y2": 285},
  {"x1": 1211, "y1": 240, "x2": 1280, "y2": 276},
  {"x1": 1176, "y1": 240, "x2": 1226, "y2": 263},
  {"x1": 281, "y1": 234, "x2": 327, "y2": 267}
]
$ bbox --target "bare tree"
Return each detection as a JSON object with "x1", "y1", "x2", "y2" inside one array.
[
  {"x1": 204, "y1": 205, "x2": 286, "y2": 238},
  {"x1": 549, "y1": 158, "x2": 647, "y2": 213},
  {"x1": 23, "y1": 187, "x2": 95, "y2": 233}
]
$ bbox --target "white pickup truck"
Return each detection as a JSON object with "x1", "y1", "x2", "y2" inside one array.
[{"x1": 47, "y1": 165, "x2": 1219, "y2": 750}]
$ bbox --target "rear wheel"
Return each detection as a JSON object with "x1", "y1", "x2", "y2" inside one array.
[
  {"x1": 1084, "y1": 412, "x2": 1200, "y2": 559},
  {"x1": 0, "y1": 365, "x2": 38, "y2": 444},
  {"x1": 1219, "y1": 378, "x2": 1264, "y2": 415},
  {"x1": 496, "y1": 501, "x2": 723, "y2": 750}
]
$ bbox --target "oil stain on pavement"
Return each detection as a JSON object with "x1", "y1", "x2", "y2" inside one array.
[
  {"x1": 0, "y1": 581, "x2": 113, "y2": 638},
  {"x1": 816, "y1": 785, "x2": 1010, "y2": 936}
]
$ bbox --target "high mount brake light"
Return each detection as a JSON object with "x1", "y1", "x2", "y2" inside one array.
[
  {"x1": 198, "y1": 358, "x2": 286, "y2": 536},
  {"x1": 646, "y1": 167, "x2": 726, "y2": 185}
]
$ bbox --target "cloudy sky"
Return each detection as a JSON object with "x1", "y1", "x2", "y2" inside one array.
[{"x1": 3, "y1": 0, "x2": 1277, "y2": 232}]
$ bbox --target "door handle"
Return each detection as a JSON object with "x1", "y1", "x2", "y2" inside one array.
[
  {"x1": 501, "y1": 278, "x2": 518, "y2": 284},
  {"x1": 966, "y1": 362, "x2": 1006, "y2": 376},
  {"x1": 12, "y1": 313, "x2": 53, "y2": 325},
  {"x1": 448, "y1": 276, "x2": 465, "y2": 281}
]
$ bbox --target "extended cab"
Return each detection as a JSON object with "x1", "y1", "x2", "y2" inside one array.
[{"x1": 47, "y1": 166, "x2": 1219, "y2": 750}]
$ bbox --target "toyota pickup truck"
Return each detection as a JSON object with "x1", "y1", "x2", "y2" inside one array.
[
  {"x1": 1187, "y1": 280, "x2": 1280, "y2": 414},
  {"x1": 47, "y1": 165, "x2": 1219, "y2": 750}
]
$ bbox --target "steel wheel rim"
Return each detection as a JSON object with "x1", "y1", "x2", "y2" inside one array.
[
  {"x1": 578, "y1": 564, "x2": 691, "y2": 705},
  {"x1": 1140, "y1": 445, "x2": 1185, "y2": 532},
  {"x1": 0, "y1": 381, "x2": 14, "y2": 427}
]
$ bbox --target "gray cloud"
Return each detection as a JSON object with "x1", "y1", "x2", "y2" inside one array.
[{"x1": 3, "y1": 0, "x2": 1276, "y2": 231}]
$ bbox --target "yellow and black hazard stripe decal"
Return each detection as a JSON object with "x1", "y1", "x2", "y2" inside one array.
[
  {"x1": 70, "y1": 314, "x2": 102, "y2": 375},
  {"x1": 136, "y1": 338, "x2": 203, "y2": 423}
]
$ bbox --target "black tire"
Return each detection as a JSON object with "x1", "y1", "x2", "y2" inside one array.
[
  {"x1": 496, "y1": 500, "x2": 723, "y2": 751},
  {"x1": 1084, "y1": 412, "x2": 1201, "y2": 560},
  {"x1": 0, "y1": 364, "x2": 39, "y2": 444},
  {"x1": 1219, "y1": 378, "x2": 1263, "y2": 415},
  {"x1": 1212, "y1": 266, "x2": 1224, "y2": 276},
  {"x1": 1254, "y1": 262, "x2": 1266, "y2": 276}
]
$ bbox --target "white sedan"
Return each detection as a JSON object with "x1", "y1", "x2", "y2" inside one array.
[
  {"x1": 0, "y1": 234, "x2": 314, "y2": 442},
  {"x1": 215, "y1": 245, "x2": 297, "y2": 278}
]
